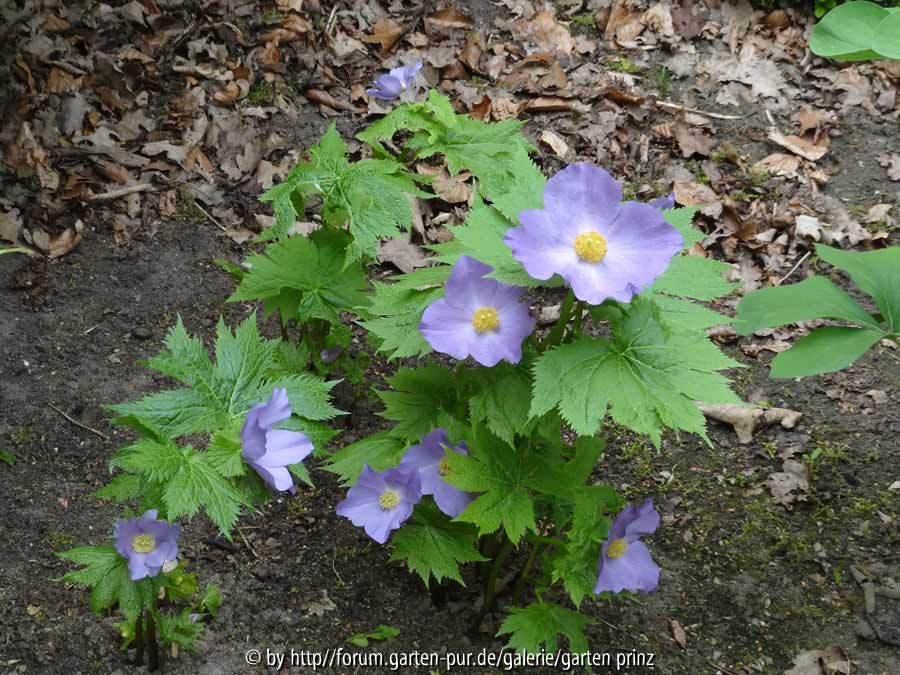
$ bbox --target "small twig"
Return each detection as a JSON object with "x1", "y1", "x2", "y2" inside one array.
[
  {"x1": 83, "y1": 322, "x2": 103, "y2": 335},
  {"x1": 236, "y1": 526, "x2": 259, "y2": 558},
  {"x1": 331, "y1": 547, "x2": 344, "y2": 585},
  {"x1": 87, "y1": 183, "x2": 155, "y2": 202},
  {"x1": 48, "y1": 403, "x2": 109, "y2": 440},
  {"x1": 655, "y1": 100, "x2": 745, "y2": 121},
  {"x1": 325, "y1": 4, "x2": 338, "y2": 36},
  {"x1": 193, "y1": 202, "x2": 228, "y2": 233},
  {"x1": 775, "y1": 250, "x2": 811, "y2": 286}
]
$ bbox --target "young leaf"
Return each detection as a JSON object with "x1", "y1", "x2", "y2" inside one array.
[
  {"x1": 468, "y1": 363, "x2": 533, "y2": 447},
  {"x1": 58, "y1": 545, "x2": 153, "y2": 621},
  {"x1": 162, "y1": 451, "x2": 246, "y2": 537},
  {"x1": 497, "y1": 602, "x2": 592, "y2": 655},
  {"x1": 324, "y1": 432, "x2": 407, "y2": 486},
  {"x1": 346, "y1": 625, "x2": 401, "y2": 648},
  {"x1": 389, "y1": 503, "x2": 486, "y2": 585}
]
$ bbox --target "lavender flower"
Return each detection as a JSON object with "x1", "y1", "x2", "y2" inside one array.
[
  {"x1": 419, "y1": 256, "x2": 536, "y2": 367},
  {"x1": 594, "y1": 498, "x2": 661, "y2": 594},
  {"x1": 367, "y1": 61, "x2": 422, "y2": 101},
  {"x1": 114, "y1": 510, "x2": 180, "y2": 581},
  {"x1": 649, "y1": 192, "x2": 675, "y2": 210},
  {"x1": 335, "y1": 465, "x2": 421, "y2": 543},
  {"x1": 504, "y1": 163, "x2": 684, "y2": 306},
  {"x1": 241, "y1": 388, "x2": 314, "y2": 494},
  {"x1": 399, "y1": 428, "x2": 474, "y2": 518}
]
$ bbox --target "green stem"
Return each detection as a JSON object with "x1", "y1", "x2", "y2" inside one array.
[
  {"x1": 572, "y1": 301, "x2": 586, "y2": 337},
  {"x1": 453, "y1": 361, "x2": 467, "y2": 421},
  {"x1": 483, "y1": 536, "x2": 515, "y2": 612},
  {"x1": 543, "y1": 290, "x2": 575, "y2": 350},
  {"x1": 525, "y1": 532, "x2": 565, "y2": 547},
  {"x1": 146, "y1": 610, "x2": 159, "y2": 672},
  {"x1": 512, "y1": 541, "x2": 543, "y2": 604},
  {"x1": 134, "y1": 612, "x2": 145, "y2": 666}
]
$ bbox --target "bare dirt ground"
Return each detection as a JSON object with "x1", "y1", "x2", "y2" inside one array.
[{"x1": 2, "y1": 1, "x2": 899, "y2": 674}]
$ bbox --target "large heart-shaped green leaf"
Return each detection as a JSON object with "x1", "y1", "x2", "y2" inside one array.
[
  {"x1": 873, "y1": 11, "x2": 900, "y2": 60},
  {"x1": 809, "y1": 1, "x2": 888, "y2": 61}
]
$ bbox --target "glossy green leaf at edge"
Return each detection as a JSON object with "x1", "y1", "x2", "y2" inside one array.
[
  {"x1": 809, "y1": 1, "x2": 888, "y2": 61},
  {"x1": 770, "y1": 326, "x2": 884, "y2": 378}
]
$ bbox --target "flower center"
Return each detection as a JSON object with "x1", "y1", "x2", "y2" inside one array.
[
  {"x1": 378, "y1": 490, "x2": 400, "y2": 510},
  {"x1": 438, "y1": 457, "x2": 452, "y2": 477},
  {"x1": 607, "y1": 538, "x2": 628, "y2": 559},
  {"x1": 132, "y1": 534, "x2": 157, "y2": 554},
  {"x1": 471, "y1": 306, "x2": 500, "y2": 333},
  {"x1": 573, "y1": 230, "x2": 608, "y2": 264}
]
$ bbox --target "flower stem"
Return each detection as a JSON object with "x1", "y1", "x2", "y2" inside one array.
[
  {"x1": 483, "y1": 536, "x2": 515, "y2": 612},
  {"x1": 543, "y1": 289, "x2": 575, "y2": 350},
  {"x1": 134, "y1": 612, "x2": 145, "y2": 666},
  {"x1": 146, "y1": 610, "x2": 159, "y2": 672},
  {"x1": 512, "y1": 541, "x2": 543, "y2": 604}
]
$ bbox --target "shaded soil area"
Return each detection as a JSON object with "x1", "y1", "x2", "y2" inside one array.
[{"x1": 3, "y1": 1, "x2": 900, "y2": 675}]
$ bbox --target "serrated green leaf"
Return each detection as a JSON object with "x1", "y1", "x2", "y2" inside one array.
[
  {"x1": 116, "y1": 439, "x2": 186, "y2": 483},
  {"x1": 324, "y1": 432, "x2": 406, "y2": 486},
  {"x1": 444, "y1": 428, "x2": 537, "y2": 543},
  {"x1": 263, "y1": 374, "x2": 342, "y2": 421},
  {"x1": 389, "y1": 503, "x2": 486, "y2": 585},
  {"x1": 163, "y1": 452, "x2": 245, "y2": 537},
  {"x1": 531, "y1": 299, "x2": 739, "y2": 445},
  {"x1": 651, "y1": 254, "x2": 737, "y2": 301},
  {"x1": 468, "y1": 364, "x2": 533, "y2": 447},
  {"x1": 662, "y1": 206, "x2": 703, "y2": 248},
  {"x1": 497, "y1": 602, "x2": 591, "y2": 655},
  {"x1": 346, "y1": 625, "x2": 401, "y2": 648},
  {"x1": 361, "y1": 280, "x2": 443, "y2": 360},
  {"x1": 734, "y1": 274, "x2": 883, "y2": 335},
  {"x1": 377, "y1": 366, "x2": 457, "y2": 441},
  {"x1": 59, "y1": 545, "x2": 152, "y2": 621},
  {"x1": 770, "y1": 326, "x2": 884, "y2": 378},
  {"x1": 109, "y1": 388, "x2": 223, "y2": 438},
  {"x1": 93, "y1": 473, "x2": 144, "y2": 501}
]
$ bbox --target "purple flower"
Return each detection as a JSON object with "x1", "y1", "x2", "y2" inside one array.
[
  {"x1": 504, "y1": 163, "x2": 684, "y2": 306},
  {"x1": 594, "y1": 498, "x2": 661, "y2": 594},
  {"x1": 649, "y1": 192, "x2": 675, "y2": 210},
  {"x1": 399, "y1": 428, "x2": 474, "y2": 518},
  {"x1": 335, "y1": 465, "x2": 421, "y2": 543},
  {"x1": 419, "y1": 256, "x2": 536, "y2": 367},
  {"x1": 241, "y1": 388, "x2": 314, "y2": 494},
  {"x1": 114, "y1": 510, "x2": 180, "y2": 581},
  {"x1": 367, "y1": 61, "x2": 422, "y2": 100}
]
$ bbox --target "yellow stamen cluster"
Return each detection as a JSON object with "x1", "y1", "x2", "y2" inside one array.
[
  {"x1": 438, "y1": 457, "x2": 452, "y2": 477},
  {"x1": 378, "y1": 490, "x2": 400, "y2": 510},
  {"x1": 132, "y1": 534, "x2": 157, "y2": 554},
  {"x1": 471, "y1": 306, "x2": 500, "y2": 333},
  {"x1": 607, "y1": 538, "x2": 628, "y2": 559},
  {"x1": 573, "y1": 230, "x2": 608, "y2": 263}
]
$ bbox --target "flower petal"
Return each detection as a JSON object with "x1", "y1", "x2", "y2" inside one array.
[
  {"x1": 259, "y1": 429, "x2": 314, "y2": 467},
  {"x1": 594, "y1": 541, "x2": 660, "y2": 593},
  {"x1": 543, "y1": 163, "x2": 623, "y2": 213}
]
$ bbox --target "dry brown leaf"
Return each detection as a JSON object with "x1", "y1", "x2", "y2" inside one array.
[
  {"x1": 673, "y1": 181, "x2": 721, "y2": 218},
  {"x1": 362, "y1": 18, "x2": 405, "y2": 51},
  {"x1": 377, "y1": 237, "x2": 428, "y2": 274},
  {"x1": 784, "y1": 647, "x2": 851, "y2": 675},
  {"x1": 30, "y1": 220, "x2": 84, "y2": 259},
  {"x1": 767, "y1": 127, "x2": 828, "y2": 161},
  {"x1": 672, "y1": 118, "x2": 714, "y2": 158},
  {"x1": 878, "y1": 153, "x2": 900, "y2": 181},
  {"x1": 754, "y1": 153, "x2": 800, "y2": 178},
  {"x1": 767, "y1": 459, "x2": 810, "y2": 507},
  {"x1": 7, "y1": 124, "x2": 59, "y2": 190},
  {"x1": 540, "y1": 129, "x2": 570, "y2": 160},
  {"x1": 523, "y1": 97, "x2": 589, "y2": 114},
  {"x1": 0, "y1": 208, "x2": 24, "y2": 245},
  {"x1": 306, "y1": 89, "x2": 358, "y2": 112},
  {"x1": 605, "y1": 0, "x2": 645, "y2": 45},
  {"x1": 515, "y1": 10, "x2": 574, "y2": 54},
  {"x1": 670, "y1": 619, "x2": 687, "y2": 649},
  {"x1": 698, "y1": 403, "x2": 802, "y2": 444},
  {"x1": 426, "y1": 7, "x2": 474, "y2": 30},
  {"x1": 459, "y1": 32, "x2": 484, "y2": 72}
]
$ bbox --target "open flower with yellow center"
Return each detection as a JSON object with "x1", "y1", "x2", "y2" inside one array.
[
  {"x1": 419, "y1": 256, "x2": 536, "y2": 367},
  {"x1": 399, "y1": 428, "x2": 475, "y2": 518},
  {"x1": 113, "y1": 510, "x2": 180, "y2": 581},
  {"x1": 504, "y1": 163, "x2": 684, "y2": 306},
  {"x1": 335, "y1": 465, "x2": 421, "y2": 544},
  {"x1": 594, "y1": 498, "x2": 661, "y2": 594}
]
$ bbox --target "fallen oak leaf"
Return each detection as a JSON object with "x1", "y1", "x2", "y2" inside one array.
[
  {"x1": 523, "y1": 96, "x2": 589, "y2": 114},
  {"x1": 426, "y1": 6, "x2": 474, "y2": 30},
  {"x1": 306, "y1": 89, "x2": 359, "y2": 112},
  {"x1": 767, "y1": 127, "x2": 828, "y2": 162},
  {"x1": 362, "y1": 18, "x2": 405, "y2": 51},
  {"x1": 766, "y1": 459, "x2": 810, "y2": 508}
]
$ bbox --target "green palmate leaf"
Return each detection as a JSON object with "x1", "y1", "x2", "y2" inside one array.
[
  {"x1": 770, "y1": 326, "x2": 885, "y2": 378},
  {"x1": 649, "y1": 293, "x2": 731, "y2": 331},
  {"x1": 497, "y1": 602, "x2": 591, "y2": 655},
  {"x1": 444, "y1": 427, "x2": 538, "y2": 543},
  {"x1": 228, "y1": 230, "x2": 368, "y2": 324},
  {"x1": 389, "y1": 502, "x2": 486, "y2": 585},
  {"x1": 156, "y1": 608, "x2": 206, "y2": 650},
  {"x1": 360, "y1": 266, "x2": 448, "y2": 360},
  {"x1": 324, "y1": 431, "x2": 407, "y2": 486},
  {"x1": 163, "y1": 451, "x2": 245, "y2": 537},
  {"x1": 468, "y1": 363, "x2": 533, "y2": 447},
  {"x1": 260, "y1": 123, "x2": 425, "y2": 261},
  {"x1": 110, "y1": 388, "x2": 221, "y2": 438},
  {"x1": 487, "y1": 150, "x2": 546, "y2": 222},
  {"x1": 662, "y1": 206, "x2": 704, "y2": 248},
  {"x1": 377, "y1": 366, "x2": 457, "y2": 441},
  {"x1": 263, "y1": 375, "x2": 342, "y2": 421},
  {"x1": 532, "y1": 299, "x2": 740, "y2": 445},
  {"x1": 429, "y1": 195, "x2": 552, "y2": 288},
  {"x1": 734, "y1": 274, "x2": 883, "y2": 335},
  {"x1": 58, "y1": 545, "x2": 154, "y2": 621},
  {"x1": 651, "y1": 254, "x2": 737, "y2": 301},
  {"x1": 115, "y1": 438, "x2": 187, "y2": 482},
  {"x1": 816, "y1": 244, "x2": 900, "y2": 332},
  {"x1": 809, "y1": 1, "x2": 887, "y2": 61},
  {"x1": 93, "y1": 473, "x2": 145, "y2": 501}
]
